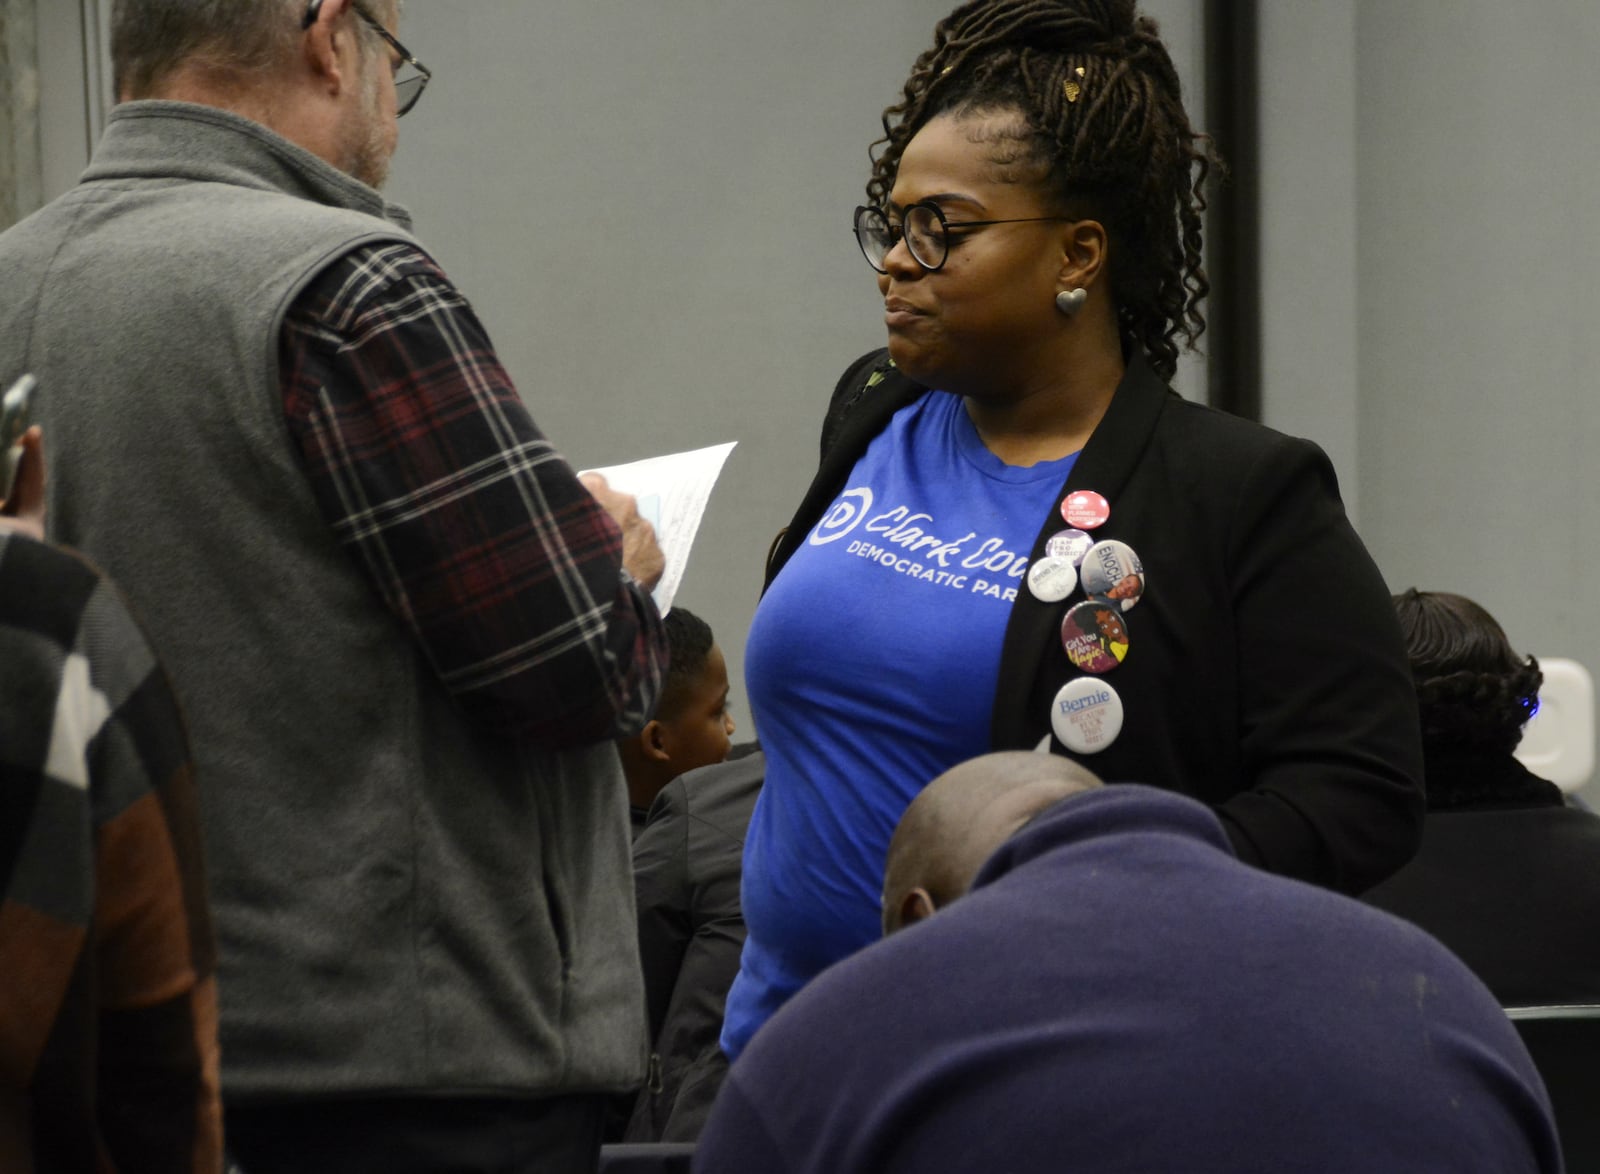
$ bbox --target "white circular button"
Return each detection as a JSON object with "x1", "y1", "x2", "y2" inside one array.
[
  {"x1": 1045, "y1": 528, "x2": 1094, "y2": 565},
  {"x1": 1050, "y1": 677, "x2": 1125, "y2": 755},
  {"x1": 1026, "y1": 555, "x2": 1078, "y2": 603}
]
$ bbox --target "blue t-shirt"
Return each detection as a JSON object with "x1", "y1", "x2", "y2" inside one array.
[{"x1": 724, "y1": 390, "x2": 1077, "y2": 1057}]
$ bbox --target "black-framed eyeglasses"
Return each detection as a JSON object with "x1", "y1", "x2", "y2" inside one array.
[
  {"x1": 853, "y1": 202, "x2": 1076, "y2": 274},
  {"x1": 302, "y1": 0, "x2": 432, "y2": 117}
]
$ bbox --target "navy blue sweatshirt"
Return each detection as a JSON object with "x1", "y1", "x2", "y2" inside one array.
[{"x1": 697, "y1": 784, "x2": 1560, "y2": 1173}]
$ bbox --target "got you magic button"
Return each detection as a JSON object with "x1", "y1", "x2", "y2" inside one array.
[
  {"x1": 1050, "y1": 677, "x2": 1125, "y2": 754},
  {"x1": 1060, "y1": 598, "x2": 1130, "y2": 674}
]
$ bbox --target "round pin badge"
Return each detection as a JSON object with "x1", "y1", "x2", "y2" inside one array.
[
  {"x1": 1044, "y1": 528, "x2": 1094, "y2": 566},
  {"x1": 1079, "y1": 539, "x2": 1145, "y2": 612},
  {"x1": 1051, "y1": 677, "x2": 1125, "y2": 754},
  {"x1": 1026, "y1": 555, "x2": 1078, "y2": 603},
  {"x1": 1060, "y1": 599, "x2": 1131, "y2": 674},
  {"x1": 1060, "y1": 490, "x2": 1111, "y2": 530}
]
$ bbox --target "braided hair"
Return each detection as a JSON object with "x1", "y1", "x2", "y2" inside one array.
[
  {"x1": 867, "y1": 0, "x2": 1218, "y2": 382},
  {"x1": 1393, "y1": 589, "x2": 1543, "y2": 758}
]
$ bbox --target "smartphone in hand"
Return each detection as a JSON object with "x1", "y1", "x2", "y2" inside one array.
[{"x1": 2, "y1": 374, "x2": 38, "y2": 503}]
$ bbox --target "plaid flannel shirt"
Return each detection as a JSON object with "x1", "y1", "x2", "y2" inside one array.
[
  {"x1": 0, "y1": 532, "x2": 222, "y2": 1173},
  {"x1": 280, "y1": 243, "x2": 665, "y2": 744}
]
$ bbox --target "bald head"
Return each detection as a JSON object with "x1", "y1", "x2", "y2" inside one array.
[{"x1": 882, "y1": 752, "x2": 1103, "y2": 935}]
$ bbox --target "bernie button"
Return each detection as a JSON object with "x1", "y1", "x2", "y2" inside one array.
[
  {"x1": 1027, "y1": 555, "x2": 1078, "y2": 603},
  {"x1": 1079, "y1": 539, "x2": 1145, "y2": 612},
  {"x1": 1060, "y1": 489, "x2": 1111, "y2": 530},
  {"x1": 1045, "y1": 528, "x2": 1094, "y2": 566},
  {"x1": 1061, "y1": 598, "x2": 1131, "y2": 674},
  {"x1": 1051, "y1": 677, "x2": 1125, "y2": 754}
]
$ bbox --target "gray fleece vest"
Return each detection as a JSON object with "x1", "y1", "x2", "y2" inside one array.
[{"x1": 0, "y1": 102, "x2": 644, "y2": 1098}]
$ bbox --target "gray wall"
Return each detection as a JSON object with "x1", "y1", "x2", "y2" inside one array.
[
  {"x1": 31, "y1": 1, "x2": 110, "y2": 212},
  {"x1": 1260, "y1": 1, "x2": 1600, "y2": 796},
  {"x1": 1, "y1": 0, "x2": 44, "y2": 228},
  {"x1": 1259, "y1": 0, "x2": 1361, "y2": 517},
  {"x1": 1355, "y1": 0, "x2": 1600, "y2": 666}
]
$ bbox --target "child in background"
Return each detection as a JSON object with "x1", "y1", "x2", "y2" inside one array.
[{"x1": 618, "y1": 607, "x2": 736, "y2": 835}]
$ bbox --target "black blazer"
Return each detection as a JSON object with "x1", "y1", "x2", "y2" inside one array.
[
  {"x1": 1364, "y1": 757, "x2": 1600, "y2": 1006},
  {"x1": 767, "y1": 351, "x2": 1424, "y2": 894}
]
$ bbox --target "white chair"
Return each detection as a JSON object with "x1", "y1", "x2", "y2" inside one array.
[{"x1": 1515, "y1": 657, "x2": 1595, "y2": 796}]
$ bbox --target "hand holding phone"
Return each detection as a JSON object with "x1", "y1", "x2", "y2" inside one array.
[
  {"x1": 2, "y1": 374, "x2": 38, "y2": 503},
  {"x1": 1, "y1": 376, "x2": 45, "y2": 541}
]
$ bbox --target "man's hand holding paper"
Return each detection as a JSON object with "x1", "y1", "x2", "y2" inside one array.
[{"x1": 581, "y1": 441, "x2": 736, "y2": 614}]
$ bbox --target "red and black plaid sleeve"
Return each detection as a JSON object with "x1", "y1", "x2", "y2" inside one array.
[{"x1": 280, "y1": 243, "x2": 666, "y2": 745}]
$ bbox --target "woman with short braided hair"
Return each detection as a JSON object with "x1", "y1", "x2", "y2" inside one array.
[
  {"x1": 729, "y1": 0, "x2": 1424, "y2": 1058},
  {"x1": 1397, "y1": 588, "x2": 1544, "y2": 763},
  {"x1": 865, "y1": 0, "x2": 1213, "y2": 383},
  {"x1": 1366, "y1": 590, "x2": 1600, "y2": 1005}
]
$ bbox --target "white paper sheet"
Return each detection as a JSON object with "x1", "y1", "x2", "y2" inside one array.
[{"x1": 581, "y1": 440, "x2": 736, "y2": 615}]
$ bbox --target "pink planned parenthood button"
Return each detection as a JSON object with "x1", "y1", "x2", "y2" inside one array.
[
  {"x1": 1060, "y1": 490, "x2": 1110, "y2": 530},
  {"x1": 1061, "y1": 599, "x2": 1130, "y2": 674},
  {"x1": 1079, "y1": 539, "x2": 1145, "y2": 612},
  {"x1": 1051, "y1": 677, "x2": 1125, "y2": 754}
]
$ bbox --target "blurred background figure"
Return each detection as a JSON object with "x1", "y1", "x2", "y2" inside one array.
[
  {"x1": 1, "y1": 428, "x2": 223, "y2": 1172},
  {"x1": 618, "y1": 607, "x2": 736, "y2": 836},
  {"x1": 1365, "y1": 589, "x2": 1600, "y2": 1005},
  {"x1": 697, "y1": 751, "x2": 1560, "y2": 1174},
  {"x1": 625, "y1": 751, "x2": 763, "y2": 1145}
]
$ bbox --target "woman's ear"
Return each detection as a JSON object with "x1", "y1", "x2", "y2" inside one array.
[{"x1": 1058, "y1": 218, "x2": 1109, "y2": 292}]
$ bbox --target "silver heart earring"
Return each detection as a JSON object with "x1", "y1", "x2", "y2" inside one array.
[{"x1": 1055, "y1": 288, "x2": 1088, "y2": 317}]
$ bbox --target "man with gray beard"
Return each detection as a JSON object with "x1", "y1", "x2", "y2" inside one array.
[{"x1": 0, "y1": 3, "x2": 667, "y2": 1170}]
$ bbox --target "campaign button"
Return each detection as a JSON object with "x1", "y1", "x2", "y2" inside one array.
[
  {"x1": 1079, "y1": 539, "x2": 1145, "y2": 612},
  {"x1": 1026, "y1": 555, "x2": 1078, "y2": 603},
  {"x1": 1060, "y1": 490, "x2": 1111, "y2": 530},
  {"x1": 1060, "y1": 599, "x2": 1131, "y2": 674},
  {"x1": 1045, "y1": 528, "x2": 1094, "y2": 566},
  {"x1": 1051, "y1": 677, "x2": 1125, "y2": 754}
]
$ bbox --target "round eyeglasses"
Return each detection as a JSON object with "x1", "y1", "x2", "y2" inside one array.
[{"x1": 853, "y1": 202, "x2": 1077, "y2": 274}]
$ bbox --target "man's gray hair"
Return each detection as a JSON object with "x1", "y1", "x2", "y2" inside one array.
[{"x1": 112, "y1": 0, "x2": 307, "y2": 99}]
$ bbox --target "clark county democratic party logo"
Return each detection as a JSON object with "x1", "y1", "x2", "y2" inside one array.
[{"x1": 810, "y1": 487, "x2": 874, "y2": 545}]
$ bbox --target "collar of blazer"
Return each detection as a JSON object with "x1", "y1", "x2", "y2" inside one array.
[
  {"x1": 991, "y1": 353, "x2": 1173, "y2": 749},
  {"x1": 765, "y1": 351, "x2": 1177, "y2": 749}
]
